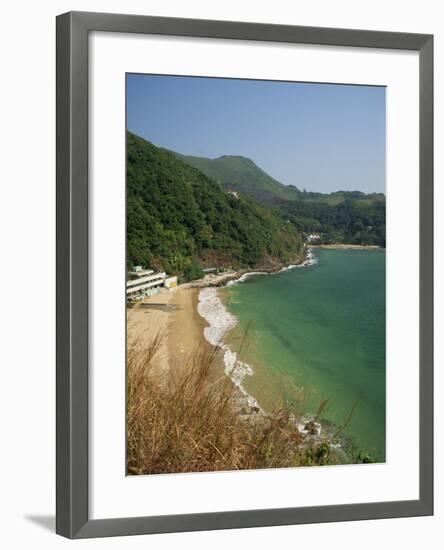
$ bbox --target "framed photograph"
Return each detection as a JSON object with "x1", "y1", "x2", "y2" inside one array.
[{"x1": 56, "y1": 11, "x2": 433, "y2": 539}]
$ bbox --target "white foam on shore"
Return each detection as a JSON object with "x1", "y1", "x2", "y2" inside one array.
[
  {"x1": 197, "y1": 249, "x2": 317, "y2": 415},
  {"x1": 197, "y1": 287, "x2": 263, "y2": 412},
  {"x1": 226, "y1": 271, "x2": 268, "y2": 286},
  {"x1": 226, "y1": 248, "x2": 317, "y2": 287},
  {"x1": 304, "y1": 248, "x2": 317, "y2": 266}
]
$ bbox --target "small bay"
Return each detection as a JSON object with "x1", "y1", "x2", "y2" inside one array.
[{"x1": 222, "y1": 248, "x2": 386, "y2": 461}]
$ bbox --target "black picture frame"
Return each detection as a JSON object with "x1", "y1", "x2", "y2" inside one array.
[{"x1": 56, "y1": 11, "x2": 434, "y2": 539}]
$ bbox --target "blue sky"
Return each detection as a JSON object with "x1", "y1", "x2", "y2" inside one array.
[{"x1": 127, "y1": 74, "x2": 385, "y2": 194}]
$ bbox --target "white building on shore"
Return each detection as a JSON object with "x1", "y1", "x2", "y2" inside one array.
[
  {"x1": 126, "y1": 266, "x2": 177, "y2": 301},
  {"x1": 306, "y1": 233, "x2": 321, "y2": 243}
]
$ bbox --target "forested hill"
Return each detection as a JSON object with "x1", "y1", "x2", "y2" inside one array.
[
  {"x1": 127, "y1": 132, "x2": 304, "y2": 276},
  {"x1": 171, "y1": 150, "x2": 302, "y2": 204},
  {"x1": 278, "y1": 198, "x2": 386, "y2": 246},
  {"x1": 171, "y1": 148, "x2": 386, "y2": 247}
]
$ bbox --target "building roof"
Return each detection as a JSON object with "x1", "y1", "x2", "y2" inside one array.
[{"x1": 126, "y1": 272, "x2": 166, "y2": 288}]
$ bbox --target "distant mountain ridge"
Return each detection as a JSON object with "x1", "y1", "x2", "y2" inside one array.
[
  {"x1": 169, "y1": 146, "x2": 385, "y2": 247},
  {"x1": 128, "y1": 132, "x2": 385, "y2": 257},
  {"x1": 170, "y1": 150, "x2": 385, "y2": 205},
  {"x1": 170, "y1": 150, "x2": 302, "y2": 204}
]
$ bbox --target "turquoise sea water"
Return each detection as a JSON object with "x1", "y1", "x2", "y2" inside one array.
[{"x1": 222, "y1": 248, "x2": 386, "y2": 461}]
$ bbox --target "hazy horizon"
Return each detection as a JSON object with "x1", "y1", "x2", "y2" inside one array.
[{"x1": 127, "y1": 74, "x2": 386, "y2": 194}]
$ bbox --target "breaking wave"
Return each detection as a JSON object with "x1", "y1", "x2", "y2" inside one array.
[
  {"x1": 197, "y1": 287, "x2": 263, "y2": 411},
  {"x1": 226, "y1": 248, "x2": 317, "y2": 287}
]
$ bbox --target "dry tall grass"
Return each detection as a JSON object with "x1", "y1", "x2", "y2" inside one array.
[{"x1": 127, "y1": 335, "x2": 351, "y2": 475}]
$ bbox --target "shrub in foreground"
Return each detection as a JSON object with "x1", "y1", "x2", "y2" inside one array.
[{"x1": 127, "y1": 335, "x2": 352, "y2": 475}]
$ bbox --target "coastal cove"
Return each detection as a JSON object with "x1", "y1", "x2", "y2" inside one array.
[
  {"x1": 124, "y1": 80, "x2": 388, "y2": 473},
  {"x1": 198, "y1": 248, "x2": 386, "y2": 461}
]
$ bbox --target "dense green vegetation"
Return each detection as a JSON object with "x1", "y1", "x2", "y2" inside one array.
[
  {"x1": 127, "y1": 132, "x2": 385, "y2": 277},
  {"x1": 297, "y1": 189, "x2": 386, "y2": 206},
  {"x1": 277, "y1": 198, "x2": 386, "y2": 246},
  {"x1": 173, "y1": 149, "x2": 386, "y2": 247},
  {"x1": 127, "y1": 132, "x2": 304, "y2": 275},
  {"x1": 171, "y1": 151, "x2": 302, "y2": 204}
]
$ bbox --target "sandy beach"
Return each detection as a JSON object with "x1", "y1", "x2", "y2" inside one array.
[{"x1": 127, "y1": 286, "x2": 210, "y2": 373}]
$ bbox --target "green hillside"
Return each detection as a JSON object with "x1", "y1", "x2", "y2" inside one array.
[
  {"x1": 278, "y1": 197, "x2": 386, "y2": 246},
  {"x1": 127, "y1": 132, "x2": 304, "y2": 276},
  {"x1": 171, "y1": 151, "x2": 385, "y2": 209},
  {"x1": 298, "y1": 189, "x2": 386, "y2": 206},
  {"x1": 171, "y1": 149, "x2": 385, "y2": 247},
  {"x1": 171, "y1": 151, "x2": 302, "y2": 204}
]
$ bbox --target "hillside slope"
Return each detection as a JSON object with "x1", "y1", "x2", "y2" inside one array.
[
  {"x1": 172, "y1": 148, "x2": 385, "y2": 246},
  {"x1": 171, "y1": 151, "x2": 302, "y2": 204},
  {"x1": 278, "y1": 197, "x2": 386, "y2": 246},
  {"x1": 127, "y1": 132, "x2": 304, "y2": 274}
]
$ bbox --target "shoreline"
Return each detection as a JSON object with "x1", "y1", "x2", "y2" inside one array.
[
  {"x1": 310, "y1": 243, "x2": 382, "y2": 250},
  {"x1": 194, "y1": 246, "x2": 371, "y2": 455},
  {"x1": 195, "y1": 248, "x2": 352, "y2": 451},
  {"x1": 195, "y1": 247, "x2": 317, "y2": 422},
  {"x1": 127, "y1": 248, "x2": 315, "y2": 429},
  {"x1": 189, "y1": 247, "x2": 313, "y2": 290},
  {"x1": 127, "y1": 246, "x2": 366, "y2": 453},
  {"x1": 127, "y1": 286, "x2": 211, "y2": 376}
]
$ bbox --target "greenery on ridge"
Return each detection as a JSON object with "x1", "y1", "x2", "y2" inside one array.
[
  {"x1": 173, "y1": 148, "x2": 386, "y2": 247},
  {"x1": 126, "y1": 134, "x2": 383, "y2": 469},
  {"x1": 127, "y1": 132, "x2": 304, "y2": 275},
  {"x1": 277, "y1": 197, "x2": 386, "y2": 246},
  {"x1": 127, "y1": 132, "x2": 385, "y2": 278},
  {"x1": 171, "y1": 150, "x2": 302, "y2": 204}
]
